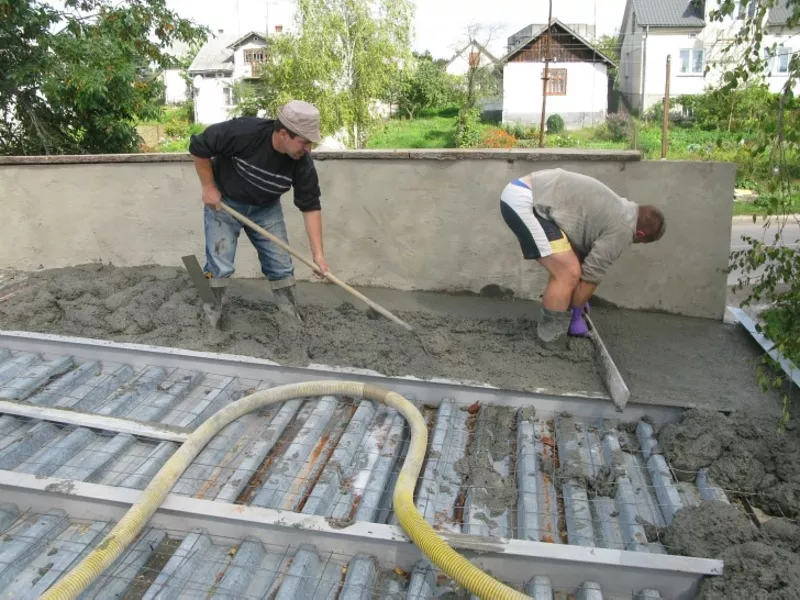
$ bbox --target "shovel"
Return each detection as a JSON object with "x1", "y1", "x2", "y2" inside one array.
[
  {"x1": 185, "y1": 204, "x2": 414, "y2": 332},
  {"x1": 182, "y1": 255, "x2": 225, "y2": 328}
]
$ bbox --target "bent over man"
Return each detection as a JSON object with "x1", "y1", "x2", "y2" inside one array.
[
  {"x1": 189, "y1": 100, "x2": 327, "y2": 326},
  {"x1": 500, "y1": 168, "x2": 666, "y2": 346}
]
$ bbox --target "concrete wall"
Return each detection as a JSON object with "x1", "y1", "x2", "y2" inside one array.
[
  {"x1": 503, "y1": 62, "x2": 609, "y2": 129},
  {"x1": 0, "y1": 150, "x2": 735, "y2": 320}
]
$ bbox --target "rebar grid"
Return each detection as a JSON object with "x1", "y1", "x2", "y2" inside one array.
[{"x1": 1, "y1": 348, "x2": 798, "y2": 560}]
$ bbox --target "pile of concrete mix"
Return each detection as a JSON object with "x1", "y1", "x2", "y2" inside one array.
[
  {"x1": 659, "y1": 409, "x2": 800, "y2": 598},
  {"x1": 0, "y1": 264, "x2": 603, "y2": 395}
]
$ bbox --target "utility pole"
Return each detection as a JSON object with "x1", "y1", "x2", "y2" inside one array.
[
  {"x1": 661, "y1": 54, "x2": 671, "y2": 159},
  {"x1": 538, "y1": 0, "x2": 553, "y2": 148}
]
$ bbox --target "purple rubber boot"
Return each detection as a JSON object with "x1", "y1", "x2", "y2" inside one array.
[{"x1": 568, "y1": 305, "x2": 590, "y2": 337}]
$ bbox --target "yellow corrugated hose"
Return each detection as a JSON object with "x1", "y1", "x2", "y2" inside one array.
[{"x1": 40, "y1": 381, "x2": 530, "y2": 600}]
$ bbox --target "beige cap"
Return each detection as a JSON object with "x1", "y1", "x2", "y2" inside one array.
[{"x1": 277, "y1": 100, "x2": 322, "y2": 143}]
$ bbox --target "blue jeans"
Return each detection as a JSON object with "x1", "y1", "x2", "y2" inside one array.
[{"x1": 203, "y1": 197, "x2": 294, "y2": 287}]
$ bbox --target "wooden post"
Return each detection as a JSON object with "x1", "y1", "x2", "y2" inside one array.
[
  {"x1": 661, "y1": 54, "x2": 671, "y2": 159},
  {"x1": 538, "y1": 0, "x2": 554, "y2": 148}
]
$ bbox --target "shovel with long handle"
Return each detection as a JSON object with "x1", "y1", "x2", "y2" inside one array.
[{"x1": 219, "y1": 204, "x2": 414, "y2": 332}]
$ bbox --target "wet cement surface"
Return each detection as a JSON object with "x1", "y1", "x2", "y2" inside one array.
[
  {"x1": 659, "y1": 409, "x2": 800, "y2": 599},
  {"x1": 0, "y1": 264, "x2": 603, "y2": 396}
]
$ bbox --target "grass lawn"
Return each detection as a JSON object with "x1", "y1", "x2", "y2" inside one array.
[
  {"x1": 366, "y1": 107, "x2": 492, "y2": 149},
  {"x1": 732, "y1": 194, "x2": 800, "y2": 216}
]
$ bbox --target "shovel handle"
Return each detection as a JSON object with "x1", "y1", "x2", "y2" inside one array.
[{"x1": 219, "y1": 204, "x2": 414, "y2": 332}]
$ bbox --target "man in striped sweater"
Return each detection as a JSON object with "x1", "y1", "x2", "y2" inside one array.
[
  {"x1": 500, "y1": 168, "x2": 666, "y2": 346},
  {"x1": 189, "y1": 100, "x2": 327, "y2": 326}
]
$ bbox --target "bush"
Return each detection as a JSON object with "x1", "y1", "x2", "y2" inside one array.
[
  {"x1": 603, "y1": 113, "x2": 630, "y2": 142},
  {"x1": 501, "y1": 122, "x2": 538, "y2": 140},
  {"x1": 456, "y1": 107, "x2": 482, "y2": 148},
  {"x1": 546, "y1": 114, "x2": 564, "y2": 134},
  {"x1": 480, "y1": 127, "x2": 517, "y2": 148}
]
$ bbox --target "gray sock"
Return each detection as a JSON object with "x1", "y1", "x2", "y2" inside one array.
[{"x1": 537, "y1": 307, "x2": 571, "y2": 343}]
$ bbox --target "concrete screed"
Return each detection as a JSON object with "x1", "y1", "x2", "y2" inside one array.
[{"x1": 2, "y1": 263, "x2": 800, "y2": 598}]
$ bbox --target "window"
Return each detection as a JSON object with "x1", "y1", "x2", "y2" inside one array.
[
  {"x1": 244, "y1": 48, "x2": 266, "y2": 64},
  {"x1": 679, "y1": 49, "x2": 704, "y2": 74},
  {"x1": 738, "y1": 0, "x2": 757, "y2": 18},
  {"x1": 274, "y1": 24, "x2": 283, "y2": 33},
  {"x1": 766, "y1": 46, "x2": 793, "y2": 74},
  {"x1": 778, "y1": 46, "x2": 791, "y2": 73},
  {"x1": 468, "y1": 51, "x2": 481, "y2": 68},
  {"x1": 545, "y1": 68, "x2": 567, "y2": 95},
  {"x1": 223, "y1": 86, "x2": 233, "y2": 106}
]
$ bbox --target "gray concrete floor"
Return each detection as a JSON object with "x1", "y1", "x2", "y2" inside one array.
[{"x1": 264, "y1": 280, "x2": 791, "y2": 415}]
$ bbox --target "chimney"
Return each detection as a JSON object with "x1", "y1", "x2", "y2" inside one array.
[{"x1": 217, "y1": 29, "x2": 224, "y2": 34}]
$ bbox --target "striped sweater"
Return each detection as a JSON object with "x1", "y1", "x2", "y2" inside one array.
[
  {"x1": 189, "y1": 117, "x2": 321, "y2": 212},
  {"x1": 528, "y1": 168, "x2": 639, "y2": 284}
]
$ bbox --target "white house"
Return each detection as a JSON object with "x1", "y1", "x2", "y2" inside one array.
[
  {"x1": 157, "y1": 41, "x2": 192, "y2": 105},
  {"x1": 500, "y1": 20, "x2": 616, "y2": 129},
  {"x1": 619, "y1": 0, "x2": 798, "y2": 114},
  {"x1": 445, "y1": 40, "x2": 500, "y2": 77},
  {"x1": 188, "y1": 31, "x2": 270, "y2": 125}
]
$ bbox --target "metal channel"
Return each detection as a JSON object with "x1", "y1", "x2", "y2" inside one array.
[
  {"x1": 0, "y1": 502, "x2": 675, "y2": 600},
  {"x1": 0, "y1": 479, "x2": 720, "y2": 599},
  {"x1": 0, "y1": 335, "x2": 722, "y2": 598},
  {"x1": 0, "y1": 331, "x2": 684, "y2": 422}
]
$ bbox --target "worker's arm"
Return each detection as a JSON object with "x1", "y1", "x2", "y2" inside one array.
[
  {"x1": 189, "y1": 120, "x2": 256, "y2": 210},
  {"x1": 293, "y1": 155, "x2": 328, "y2": 277},
  {"x1": 571, "y1": 280, "x2": 598, "y2": 308},
  {"x1": 193, "y1": 157, "x2": 222, "y2": 210},
  {"x1": 302, "y1": 210, "x2": 328, "y2": 277},
  {"x1": 577, "y1": 225, "x2": 633, "y2": 300}
]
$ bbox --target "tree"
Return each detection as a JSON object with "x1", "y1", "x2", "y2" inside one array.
[
  {"x1": 0, "y1": 0, "x2": 207, "y2": 156},
  {"x1": 257, "y1": 0, "x2": 414, "y2": 148},
  {"x1": 709, "y1": 0, "x2": 800, "y2": 427},
  {"x1": 396, "y1": 52, "x2": 459, "y2": 119},
  {"x1": 455, "y1": 24, "x2": 502, "y2": 110},
  {"x1": 594, "y1": 34, "x2": 621, "y2": 88}
]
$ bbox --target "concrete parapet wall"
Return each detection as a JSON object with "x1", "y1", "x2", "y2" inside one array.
[{"x1": 0, "y1": 150, "x2": 734, "y2": 319}]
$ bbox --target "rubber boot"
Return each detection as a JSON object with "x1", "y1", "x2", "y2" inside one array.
[
  {"x1": 536, "y1": 307, "x2": 571, "y2": 350},
  {"x1": 272, "y1": 284, "x2": 303, "y2": 324},
  {"x1": 568, "y1": 305, "x2": 591, "y2": 337}
]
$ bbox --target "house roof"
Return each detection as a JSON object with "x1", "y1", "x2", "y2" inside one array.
[
  {"x1": 188, "y1": 31, "x2": 267, "y2": 74},
  {"x1": 631, "y1": 0, "x2": 705, "y2": 27},
  {"x1": 767, "y1": 0, "x2": 793, "y2": 25},
  {"x1": 500, "y1": 19, "x2": 617, "y2": 67},
  {"x1": 445, "y1": 40, "x2": 500, "y2": 68}
]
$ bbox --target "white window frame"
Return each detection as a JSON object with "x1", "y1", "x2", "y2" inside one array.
[
  {"x1": 777, "y1": 46, "x2": 792, "y2": 74},
  {"x1": 679, "y1": 48, "x2": 704, "y2": 75},
  {"x1": 764, "y1": 46, "x2": 792, "y2": 75}
]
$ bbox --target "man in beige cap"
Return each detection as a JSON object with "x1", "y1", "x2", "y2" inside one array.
[{"x1": 189, "y1": 100, "x2": 327, "y2": 327}]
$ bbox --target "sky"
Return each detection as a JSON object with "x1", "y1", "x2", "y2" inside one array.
[{"x1": 164, "y1": 0, "x2": 628, "y2": 59}]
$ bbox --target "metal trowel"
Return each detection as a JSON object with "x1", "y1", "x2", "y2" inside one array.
[{"x1": 181, "y1": 255, "x2": 224, "y2": 329}]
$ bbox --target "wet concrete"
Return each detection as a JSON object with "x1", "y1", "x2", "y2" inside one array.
[
  {"x1": 0, "y1": 264, "x2": 603, "y2": 396},
  {"x1": 659, "y1": 410, "x2": 800, "y2": 599}
]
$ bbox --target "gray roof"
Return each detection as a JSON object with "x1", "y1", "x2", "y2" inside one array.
[
  {"x1": 188, "y1": 31, "x2": 267, "y2": 74},
  {"x1": 500, "y1": 19, "x2": 617, "y2": 67},
  {"x1": 767, "y1": 0, "x2": 794, "y2": 25},
  {"x1": 632, "y1": 0, "x2": 705, "y2": 27}
]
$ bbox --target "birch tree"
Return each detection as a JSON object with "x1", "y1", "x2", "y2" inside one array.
[{"x1": 259, "y1": 0, "x2": 413, "y2": 147}]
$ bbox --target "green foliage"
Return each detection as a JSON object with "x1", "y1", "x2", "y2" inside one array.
[
  {"x1": 546, "y1": 114, "x2": 564, "y2": 134},
  {"x1": 594, "y1": 113, "x2": 630, "y2": 142},
  {"x1": 255, "y1": 0, "x2": 414, "y2": 148},
  {"x1": 501, "y1": 123, "x2": 538, "y2": 140},
  {"x1": 0, "y1": 0, "x2": 207, "y2": 156},
  {"x1": 708, "y1": 0, "x2": 800, "y2": 427},
  {"x1": 396, "y1": 53, "x2": 461, "y2": 119},
  {"x1": 593, "y1": 34, "x2": 621, "y2": 88},
  {"x1": 455, "y1": 107, "x2": 482, "y2": 148}
]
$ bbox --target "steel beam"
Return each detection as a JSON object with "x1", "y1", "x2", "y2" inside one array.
[
  {"x1": 0, "y1": 471, "x2": 721, "y2": 600},
  {"x1": 0, "y1": 331, "x2": 685, "y2": 423},
  {"x1": 0, "y1": 399, "x2": 190, "y2": 442}
]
